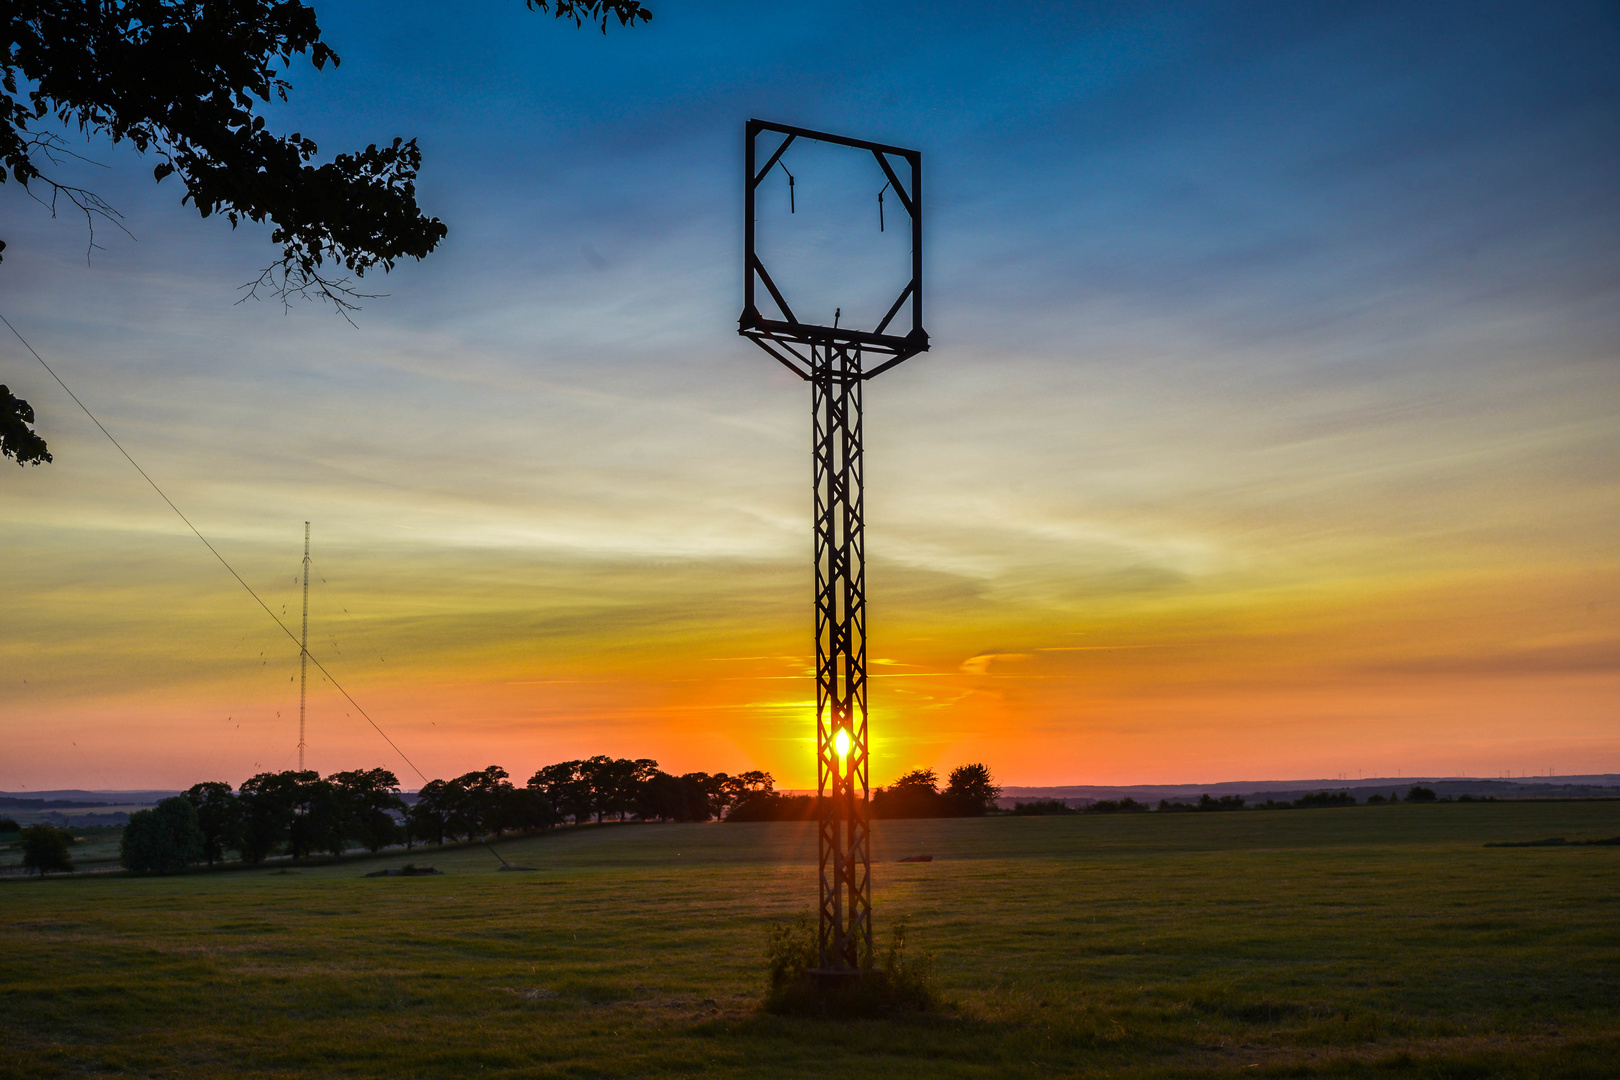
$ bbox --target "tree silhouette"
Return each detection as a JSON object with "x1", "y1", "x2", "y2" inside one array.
[
  {"x1": 945, "y1": 763, "x2": 1001, "y2": 816},
  {"x1": 3, "y1": 0, "x2": 651, "y2": 309},
  {"x1": 120, "y1": 797, "x2": 204, "y2": 873},
  {"x1": 183, "y1": 781, "x2": 242, "y2": 864},
  {"x1": 237, "y1": 769, "x2": 305, "y2": 862},
  {"x1": 409, "y1": 778, "x2": 451, "y2": 846},
  {"x1": 20, "y1": 824, "x2": 73, "y2": 876},
  {"x1": 528, "y1": 760, "x2": 595, "y2": 824},
  {"x1": 328, "y1": 767, "x2": 405, "y2": 852},
  {"x1": 873, "y1": 768, "x2": 947, "y2": 819},
  {"x1": 1, "y1": 386, "x2": 50, "y2": 466}
]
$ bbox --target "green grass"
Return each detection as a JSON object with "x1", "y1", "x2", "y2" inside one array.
[{"x1": 3, "y1": 801, "x2": 1618, "y2": 1078}]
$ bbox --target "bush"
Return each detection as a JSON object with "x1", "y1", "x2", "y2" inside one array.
[
  {"x1": 763, "y1": 911, "x2": 938, "y2": 1017},
  {"x1": 765, "y1": 910, "x2": 819, "y2": 993},
  {"x1": 1405, "y1": 786, "x2": 1438, "y2": 803},
  {"x1": 1159, "y1": 794, "x2": 1247, "y2": 812},
  {"x1": 1011, "y1": 799, "x2": 1075, "y2": 816},
  {"x1": 0, "y1": 816, "x2": 21, "y2": 835},
  {"x1": 120, "y1": 797, "x2": 205, "y2": 874},
  {"x1": 1294, "y1": 791, "x2": 1356, "y2": 809},
  {"x1": 21, "y1": 824, "x2": 74, "y2": 876},
  {"x1": 1086, "y1": 798, "x2": 1148, "y2": 814},
  {"x1": 727, "y1": 793, "x2": 817, "y2": 822}
]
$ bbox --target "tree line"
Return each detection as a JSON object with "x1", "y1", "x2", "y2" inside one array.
[
  {"x1": 117, "y1": 758, "x2": 776, "y2": 874},
  {"x1": 1008, "y1": 786, "x2": 1449, "y2": 815},
  {"x1": 114, "y1": 758, "x2": 1003, "y2": 873},
  {"x1": 729, "y1": 764, "x2": 1003, "y2": 822}
]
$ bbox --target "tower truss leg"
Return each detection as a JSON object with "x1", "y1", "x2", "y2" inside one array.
[
  {"x1": 299, "y1": 521, "x2": 310, "y2": 772},
  {"x1": 812, "y1": 342, "x2": 872, "y2": 972}
]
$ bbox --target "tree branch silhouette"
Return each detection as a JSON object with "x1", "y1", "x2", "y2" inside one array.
[
  {"x1": 2, "y1": 0, "x2": 652, "y2": 308},
  {"x1": 0, "y1": 384, "x2": 51, "y2": 466}
]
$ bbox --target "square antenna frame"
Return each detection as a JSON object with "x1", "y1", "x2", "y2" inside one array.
[{"x1": 740, "y1": 119, "x2": 928, "y2": 380}]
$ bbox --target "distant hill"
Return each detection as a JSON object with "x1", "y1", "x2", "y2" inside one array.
[
  {"x1": 0, "y1": 791, "x2": 178, "y2": 827},
  {"x1": 0, "y1": 790, "x2": 178, "y2": 807},
  {"x1": 997, "y1": 775, "x2": 1620, "y2": 808}
]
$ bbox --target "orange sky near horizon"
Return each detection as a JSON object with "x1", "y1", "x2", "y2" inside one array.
[{"x1": 6, "y1": 472, "x2": 1615, "y2": 790}]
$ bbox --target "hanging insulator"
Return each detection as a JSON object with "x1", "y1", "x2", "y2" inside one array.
[
  {"x1": 775, "y1": 160, "x2": 797, "y2": 212},
  {"x1": 878, "y1": 182, "x2": 889, "y2": 232}
]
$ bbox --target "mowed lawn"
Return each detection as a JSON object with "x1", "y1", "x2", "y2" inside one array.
[{"x1": 4, "y1": 801, "x2": 1619, "y2": 1079}]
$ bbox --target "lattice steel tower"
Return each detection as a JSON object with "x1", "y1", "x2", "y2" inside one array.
[
  {"x1": 298, "y1": 521, "x2": 310, "y2": 771},
  {"x1": 739, "y1": 120, "x2": 928, "y2": 975}
]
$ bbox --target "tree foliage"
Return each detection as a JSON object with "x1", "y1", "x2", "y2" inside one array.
[
  {"x1": 2, "y1": 0, "x2": 651, "y2": 306},
  {"x1": 944, "y1": 763, "x2": 1001, "y2": 816},
  {"x1": 328, "y1": 767, "x2": 405, "y2": 852},
  {"x1": 1010, "y1": 798, "x2": 1075, "y2": 816},
  {"x1": 237, "y1": 769, "x2": 305, "y2": 862},
  {"x1": 115, "y1": 752, "x2": 1007, "y2": 869},
  {"x1": 1, "y1": 385, "x2": 50, "y2": 465},
  {"x1": 410, "y1": 765, "x2": 554, "y2": 844},
  {"x1": 1083, "y1": 797, "x2": 1149, "y2": 814},
  {"x1": 872, "y1": 768, "x2": 947, "y2": 819},
  {"x1": 1161, "y1": 793, "x2": 1248, "y2": 812},
  {"x1": 184, "y1": 781, "x2": 242, "y2": 864},
  {"x1": 20, "y1": 823, "x2": 74, "y2": 875},
  {"x1": 120, "y1": 796, "x2": 204, "y2": 873}
]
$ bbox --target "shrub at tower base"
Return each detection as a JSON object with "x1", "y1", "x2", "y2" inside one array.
[{"x1": 762, "y1": 911, "x2": 938, "y2": 1017}]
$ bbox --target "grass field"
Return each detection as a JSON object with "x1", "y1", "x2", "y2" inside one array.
[{"x1": 4, "y1": 801, "x2": 1619, "y2": 1078}]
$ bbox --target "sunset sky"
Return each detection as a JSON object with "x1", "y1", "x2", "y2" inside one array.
[{"x1": 3, "y1": 1, "x2": 1617, "y2": 792}]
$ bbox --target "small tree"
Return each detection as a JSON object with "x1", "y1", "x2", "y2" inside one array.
[
  {"x1": 944, "y1": 763, "x2": 1001, "y2": 816},
  {"x1": 1405, "y1": 786, "x2": 1438, "y2": 803},
  {"x1": 0, "y1": 816, "x2": 21, "y2": 834},
  {"x1": 121, "y1": 798, "x2": 205, "y2": 874},
  {"x1": 21, "y1": 824, "x2": 74, "y2": 876}
]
